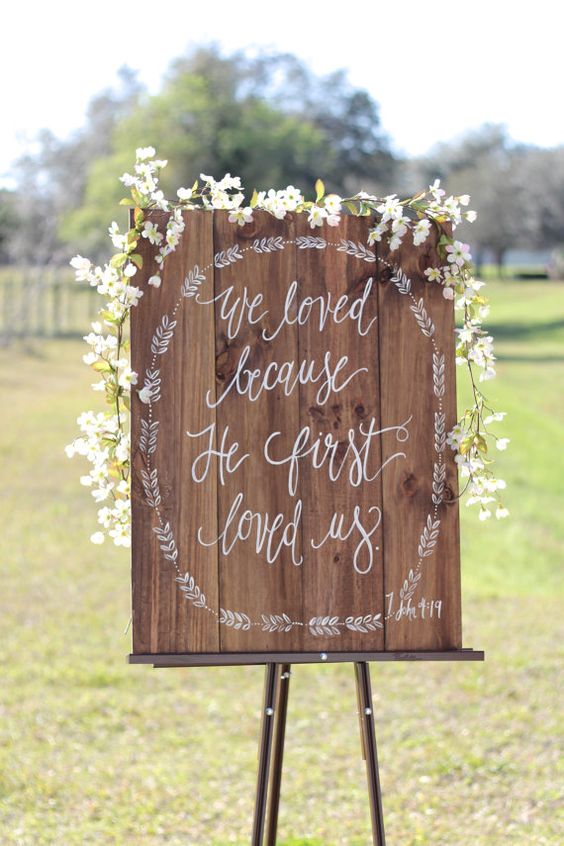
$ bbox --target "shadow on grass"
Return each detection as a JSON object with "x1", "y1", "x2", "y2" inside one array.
[
  {"x1": 486, "y1": 318, "x2": 564, "y2": 339},
  {"x1": 496, "y1": 353, "x2": 564, "y2": 363}
]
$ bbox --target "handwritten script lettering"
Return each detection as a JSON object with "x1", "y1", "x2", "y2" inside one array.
[
  {"x1": 264, "y1": 416, "x2": 411, "y2": 495},
  {"x1": 263, "y1": 277, "x2": 378, "y2": 342},
  {"x1": 188, "y1": 273, "x2": 414, "y2": 578},
  {"x1": 206, "y1": 346, "x2": 367, "y2": 408}
]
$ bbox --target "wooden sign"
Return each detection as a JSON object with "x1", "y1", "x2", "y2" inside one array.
[{"x1": 130, "y1": 210, "x2": 461, "y2": 658}]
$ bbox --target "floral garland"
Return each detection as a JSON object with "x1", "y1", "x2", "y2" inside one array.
[{"x1": 65, "y1": 147, "x2": 509, "y2": 547}]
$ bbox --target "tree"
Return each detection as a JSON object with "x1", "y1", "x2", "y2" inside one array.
[
  {"x1": 12, "y1": 67, "x2": 143, "y2": 265},
  {"x1": 414, "y1": 125, "x2": 528, "y2": 273},
  {"x1": 521, "y1": 146, "x2": 564, "y2": 250},
  {"x1": 60, "y1": 46, "x2": 395, "y2": 260},
  {"x1": 0, "y1": 190, "x2": 19, "y2": 264}
]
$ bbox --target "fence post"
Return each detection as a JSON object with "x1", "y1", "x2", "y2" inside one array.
[
  {"x1": 51, "y1": 276, "x2": 61, "y2": 338},
  {"x1": 3, "y1": 279, "x2": 14, "y2": 343}
]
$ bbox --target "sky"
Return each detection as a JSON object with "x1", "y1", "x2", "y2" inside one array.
[{"x1": 2, "y1": 0, "x2": 563, "y2": 187}]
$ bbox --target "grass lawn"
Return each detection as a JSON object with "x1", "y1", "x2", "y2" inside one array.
[{"x1": 0, "y1": 280, "x2": 563, "y2": 845}]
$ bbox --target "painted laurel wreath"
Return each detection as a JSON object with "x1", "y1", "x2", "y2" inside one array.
[{"x1": 140, "y1": 239, "x2": 445, "y2": 637}]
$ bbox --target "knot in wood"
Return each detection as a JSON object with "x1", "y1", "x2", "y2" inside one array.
[
  {"x1": 215, "y1": 348, "x2": 230, "y2": 382},
  {"x1": 443, "y1": 484, "x2": 456, "y2": 504},
  {"x1": 308, "y1": 406, "x2": 326, "y2": 424},
  {"x1": 401, "y1": 472, "x2": 418, "y2": 498}
]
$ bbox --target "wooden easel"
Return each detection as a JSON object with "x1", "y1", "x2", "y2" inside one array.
[
  {"x1": 253, "y1": 661, "x2": 385, "y2": 846},
  {"x1": 130, "y1": 649, "x2": 483, "y2": 845}
]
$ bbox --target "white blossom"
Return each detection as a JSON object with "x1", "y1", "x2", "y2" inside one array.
[
  {"x1": 308, "y1": 205, "x2": 328, "y2": 228},
  {"x1": 446, "y1": 240, "x2": 472, "y2": 267},
  {"x1": 177, "y1": 187, "x2": 193, "y2": 201},
  {"x1": 256, "y1": 189, "x2": 288, "y2": 219},
  {"x1": 484, "y1": 412, "x2": 506, "y2": 424},
  {"x1": 424, "y1": 267, "x2": 442, "y2": 282},
  {"x1": 429, "y1": 179, "x2": 445, "y2": 201},
  {"x1": 413, "y1": 219, "x2": 432, "y2": 246},
  {"x1": 324, "y1": 194, "x2": 342, "y2": 215},
  {"x1": 368, "y1": 222, "x2": 388, "y2": 244},
  {"x1": 108, "y1": 222, "x2": 127, "y2": 251},
  {"x1": 228, "y1": 207, "x2": 254, "y2": 226},
  {"x1": 136, "y1": 146, "x2": 156, "y2": 160},
  {"x1": 280, "y1": 186, "x2": 304, "y2": 211},
  {"x1": 118, "y1": 367, "x2": 138, "y2": 390},
  {"x1": 70, "y1": 255, "x2": 93, "y2": 282},
  {"x1": 142, "y1": 221, "x2": 163, "y2": 245},
  {"x1": 376, "y1": 194, "x2": 403, "y2": 222},
  {"x1": 90, "y1": 531, "x2": 105, "y2": 545}
]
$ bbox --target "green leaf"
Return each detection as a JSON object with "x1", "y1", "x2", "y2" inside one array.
[
  {"x1": 474, "y1": 434, "x2": 488, "y2": 453},
  {"x1": 119, "y1": 198, "x2": 135, "y2": 206},
  {"x1": 122, "y1": 395, "x2": 131, "y2": 411},
  {"x1": 131, "y1": 253, "x2": 143, "y2": 270},
  {"x1": 250, "y1": 189, "x2": 259, "y2": 208},
  {"x1": 110, "y1": 252, "x2": 127, "y2": 268},
  {"x1": 315, "y1": 179, "x2": 325, "y2": 202},
  {"x1": 92, "y1": 360, "x2": 112, "y2": 373},
  {"x1": 105, "y1": 382, "x2": 118, "y2": 401},
  {"x1": 459, "y1": 436, "x2": 474, "y2": 455},
  {"x1": 134, "y1": 209, "x2": 144, "y2": 228}
]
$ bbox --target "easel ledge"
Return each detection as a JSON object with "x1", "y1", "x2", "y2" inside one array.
[{"x1": 128, "y1": 648, "x2": 484, "y2": 668}]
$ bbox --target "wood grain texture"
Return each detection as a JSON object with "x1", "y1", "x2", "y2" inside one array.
[
  {"x1": 131, "y1": 210, "x2": 219, "y2": 653},
  {"x1": 130, "y1": 212, "x2": 464, "y2": 656},
  {"x1": 212, "y1": 211, "x2": 304, "y2": 651},
  {"x1": 296, "y1": 215, "x2": 384, "y2": 651},
  {"x1": 377, "y1": 228, "x2": 461, "y2": 650}
]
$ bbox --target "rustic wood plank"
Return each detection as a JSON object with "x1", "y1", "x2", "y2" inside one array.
[
  {"x1": 297, "y1": 215, "x2": 384, "y2": 651},
  {"x1": 212, "y1": 210, "x2": 304, "y2": 651},
  {"x1": 131, "y1": 209, "x2": 219, "y2": 654},
  {"x1": 130, "y1": 210, "x2": 465, "y2": 657},
  {"x1": 377, "y1": 228, "x2": 461, "y2": 650}
]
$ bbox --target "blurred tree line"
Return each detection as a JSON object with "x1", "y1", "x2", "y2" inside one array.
[{"x1": 1, "y1": 45, "x2": 563, "y2": 271}]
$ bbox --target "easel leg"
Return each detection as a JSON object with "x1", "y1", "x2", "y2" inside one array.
[
  {"x1": 265, "y1": 664, "x2": 292, "y2": 846},
  {"x1": 355, "y1": 662, "x2": 386, "y2": 846},
  {"x1": 252, "y1": 663, "x2": 280, "y2": 846},
  {"x1": 253, "y1": 662, "x2": 385, "y2": 846}
]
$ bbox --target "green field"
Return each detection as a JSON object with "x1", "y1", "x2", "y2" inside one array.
[{"x1": 1, "y1": 280, "x2": 563, "y2": 845}]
